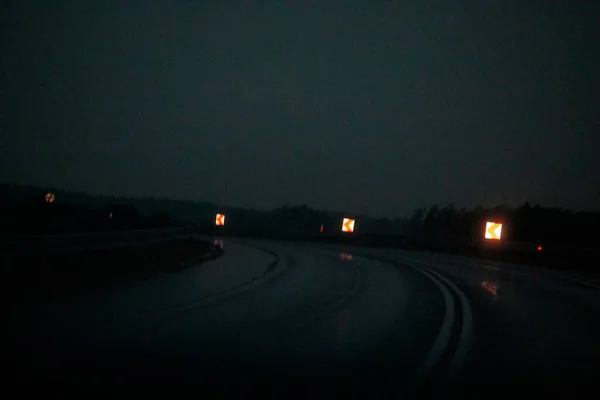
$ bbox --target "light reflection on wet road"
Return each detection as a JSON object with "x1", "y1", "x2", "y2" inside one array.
[{"x1": 6, "y1": 239, "x2": 600, "y2": 392}]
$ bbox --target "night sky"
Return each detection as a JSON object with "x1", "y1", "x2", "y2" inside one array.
[{"x1": 1, "y1": 1, "x2": 599, "y2": 217}]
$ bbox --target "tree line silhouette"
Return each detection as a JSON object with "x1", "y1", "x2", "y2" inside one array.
[
  {"x1": 408, "y1": 202, "x2": 600, "y2": 247},
  {"x1": 1, "y1": 183, "x2": 598, "y2": 248},
  {"x1": 0, "y1": 184, "x2": 175, "y2": 235}
]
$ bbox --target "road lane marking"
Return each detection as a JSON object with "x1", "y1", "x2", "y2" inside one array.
[
  {"x1": 568, "y1": 278, "x2": 600, "y2": 290},
  {"x1": 266, "y1": 244, "x2": 472, "y2": 386},
  {"x1": 335, "y1": 249, "x2": 472, "y2": 385},
  {"x1": 409, "y1": 267, "x2": 455, "y2": 384},
  {"x1": 431, "y1": 253, "x2": 600, "y2": 292},
  {"x1": 144, "y1": 243, "x2": 285, "y2": 320},
  {"x1": 414, "y1": 263, "x2": 473, "y2": 383}
]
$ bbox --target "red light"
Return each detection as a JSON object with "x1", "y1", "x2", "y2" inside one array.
[{"x1": 537, "y1": 246, "x2": 543, "y2": 251}]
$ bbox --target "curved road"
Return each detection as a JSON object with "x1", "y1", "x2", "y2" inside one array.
[{"x1": 7, "y1": 238, "x2": 600, "y2": 392}]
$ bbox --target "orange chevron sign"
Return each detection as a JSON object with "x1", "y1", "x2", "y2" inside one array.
[
  {"x1": 45, "y1": 192, "x2": 55, "y2": 204},
  {"x1": 485, "y1": 222, "x2": 502, "y2": 240},
  {"x1": 342, "y1": 218, "x2": 355, "y2": 233},
  {"x1": 215, "y1": 213, "x2": 225, "y2": 226}
]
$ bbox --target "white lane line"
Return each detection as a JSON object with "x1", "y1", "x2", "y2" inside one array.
[
  {"x1": 568, "y1": 278, "x2": 600, "y2": 290},
  {"x1": 441, "y1": 254, "x2": 600, "y2": 292},
  {"x1": 289, "y1": 245, "x2": 469, "y2": 384},
  {"x1": 409, "y1": 266, "x2": 456, "y2": 384},
  {"x1": 415, "y1": 263, "x2": 473, "y2": 383},
  {"x1": 142, "y1": 245, "x2": 284, "y2": 320}
]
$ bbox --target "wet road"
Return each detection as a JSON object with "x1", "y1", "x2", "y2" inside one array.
[{"x1": 7, "y1": 238, "x2": 600, "y2": 392}]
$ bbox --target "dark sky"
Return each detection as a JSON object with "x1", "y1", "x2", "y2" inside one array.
[{"x1": 1, "y1": 1, "x2": 599, "y2": 217}]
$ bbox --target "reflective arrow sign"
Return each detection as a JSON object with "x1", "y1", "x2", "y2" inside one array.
[
  {"x1": 215, "y1": 213, "x2": 225, "y2": 226},
  {"x1": 485, "y1": 222, "x2": 502, "y2": 240},
  {"x1": 342, "y1": 218, "x2": 355, "y2": 233}
]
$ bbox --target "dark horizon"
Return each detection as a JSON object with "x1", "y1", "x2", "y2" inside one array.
[
  {"x1": 2, "y1": 1, "x2": 599, "y2": 217},
  {"x1": 2, "y1": 180, "x2": 599, "y2": 219}
]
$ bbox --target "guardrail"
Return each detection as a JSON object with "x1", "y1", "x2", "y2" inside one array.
[{"x1": 0, "y1": 225, "x2": 203, "y2": 254}]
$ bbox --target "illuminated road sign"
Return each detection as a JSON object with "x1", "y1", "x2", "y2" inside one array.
[
  {"x1": 342, "y1": 218, "x2": 355, "y2": 233},
  {"x1": 45, "y1": 192, "x2": 55, "y2": 204},
  {"x1": 215, "y1": 213, "x2": 225, "y2": 226},
  {"x1": 485, "y1": 222, "x2": 502, "y2": 240}
]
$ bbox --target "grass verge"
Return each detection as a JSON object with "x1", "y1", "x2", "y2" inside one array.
[{"x1": 2, "y1": 238, "x2": 223, "y2": 302}]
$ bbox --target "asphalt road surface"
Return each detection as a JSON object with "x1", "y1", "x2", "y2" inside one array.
[{"x1": 7, "y1": 238, "x2": 600, "y2": 393}]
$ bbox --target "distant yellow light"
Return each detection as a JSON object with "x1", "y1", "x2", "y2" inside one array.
[
  {"x1": 215, "y1": 213, "x2": 225, "y2": 226},
  {"x1": 485, "y1": 222, "x2": 502, "y2": 240},
  {"x1": 342, "y1": 218, "x2": 355, "y2": 233}
]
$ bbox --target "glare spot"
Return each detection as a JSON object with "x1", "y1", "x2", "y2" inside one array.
[{"x1": 481, "y1": 280, "x2": 498, "y2": 297}]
